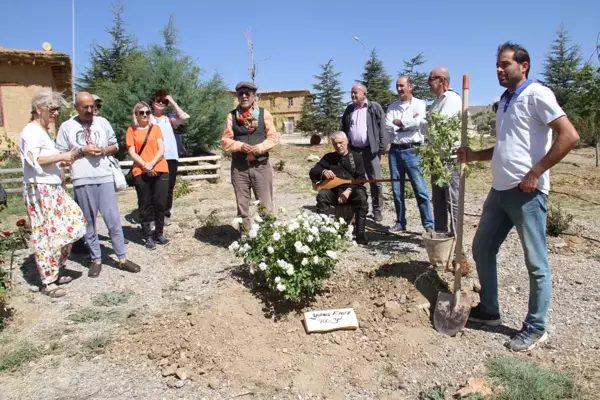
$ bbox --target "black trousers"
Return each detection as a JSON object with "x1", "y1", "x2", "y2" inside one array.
[
  {"x1": 165, "y1": 160, "x2": 178, "y2": 218},
  {"x1": 316, "y1": 186, "x2": 368, "y2": 219},
  {"x1": 134, "y1": 172, "x2": 169, "y2": 238}
]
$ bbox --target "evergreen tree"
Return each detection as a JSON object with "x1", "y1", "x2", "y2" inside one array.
[
  {"x1": 540, "y1": 25, "x2": 582, "y2": 108},
  {"x1": 312, "y1": 59, "x2": 345, "y2": 137},
  {"x1": 400, "y1": 53, "x2": 433, "y2": 102},
  {"x1": 358, "y1": 49, "x2": 395, "y2": 110},
  {"x1": 297, "y1": 94, "x2": 318, "y2": 134},
  {"x1": 92, "y1": 15, "x2": 231, "y2": 156},
  {"x1": 77, "y1": 0, "x2": 136, "y2": 92}
]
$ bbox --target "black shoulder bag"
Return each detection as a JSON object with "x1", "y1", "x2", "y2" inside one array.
[{"x1": 125, "y1": 125, "x2": 153, "y2": 187}]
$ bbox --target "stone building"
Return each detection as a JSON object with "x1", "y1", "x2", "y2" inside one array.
[
  {"x1": 229, "y1": 89, "x2": 311, "y2": 133},
  {"x1": 0, "y1": 45, "x2": 72, "y2": 149}
]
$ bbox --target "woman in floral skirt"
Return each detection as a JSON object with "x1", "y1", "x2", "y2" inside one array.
[{"x1": 18, "y1": 90, "x2": 87, "y2": 298}]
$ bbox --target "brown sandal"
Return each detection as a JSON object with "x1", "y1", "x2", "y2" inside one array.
[
  {"x1": 41, "y1": 286, "x2": 66, "y2": 298},
  {"x1": 88, "y1": 261, "x2": 102, "y2": 278},
  {"x1": 114, "y1": 259, "x2": 141, "y2": 273}
]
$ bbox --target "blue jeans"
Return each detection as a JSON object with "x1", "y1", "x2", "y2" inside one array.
[
  {"x1": 388, "y1": 146, "x2": 434, "y2": 229},
  {"x1": 473, "y1": 187, "x2": 550, "y2": 330}
]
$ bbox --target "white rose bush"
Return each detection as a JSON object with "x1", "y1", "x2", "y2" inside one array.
[{"x1": 228, "y1": 210, "x2": 354, "y2": 302}]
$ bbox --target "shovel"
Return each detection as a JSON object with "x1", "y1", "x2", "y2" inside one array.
[{"x1": 433, "y1": 74, "x2": 471, "y2": 336}]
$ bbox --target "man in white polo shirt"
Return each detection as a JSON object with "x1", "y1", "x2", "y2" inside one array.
[
  {"x1": 427, "y1": 67, "x2": 462, "y2": 234},
  {"x1": 458, "y1": 42, "x2": 579, "y2": 352}
]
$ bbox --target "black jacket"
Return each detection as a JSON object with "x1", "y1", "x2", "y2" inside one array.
[
  {"x1": 309, "y1": 151, "x2": 366, "y2": 192},
  {"x1": 340, "y1": 101, "x2": 387, "y2": 154}
]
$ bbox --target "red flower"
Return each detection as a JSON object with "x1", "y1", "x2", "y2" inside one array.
[
  {"x1": 3, "y1": 231, "x2": 10, "y2": 237},
  {"x1": 16, "y1": 219, "x2": 26, "y2": 227},
  {"x1": 67, "y1": 226, "x2": 74, "y2": 233}
]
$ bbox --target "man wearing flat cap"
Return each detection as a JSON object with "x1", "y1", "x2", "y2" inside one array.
[{"x1": 221, "y1": 81, "x2": 279, "y2": 230}]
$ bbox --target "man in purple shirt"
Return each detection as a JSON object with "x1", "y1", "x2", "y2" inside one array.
[{"x1": 341, "y1": 84, "x2": 386, "y2": 222}]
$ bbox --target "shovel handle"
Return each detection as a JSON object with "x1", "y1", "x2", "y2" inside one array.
[{"x1": 453, "y1": 75, "x2": 469, "y2": 302}]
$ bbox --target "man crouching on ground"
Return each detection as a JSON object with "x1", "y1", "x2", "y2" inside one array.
[{"x1": 309, "y1": 131, "x2": 369, "y2": 244}]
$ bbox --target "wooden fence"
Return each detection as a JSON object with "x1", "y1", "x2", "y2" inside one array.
[{"x1": 0, "y1": 155, "x2": 221, "y2": 194}]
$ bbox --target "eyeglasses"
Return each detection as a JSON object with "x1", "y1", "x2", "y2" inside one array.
[
  {"x1": 427, "y1": 76, "x2": 444, "y2": 83},
  {"x1": 49, "y1": 107, "x2": 60, "y2": 113},
  {"x1": 154, "y1": 99, "x2": 167, "y2": 105},
  {"x1": 95, "y1": 104, "x2": 102, "y2": 110},
  {"x1": 136, "y1": 110, "x2": 151, "y2": 116},
  {"x1": 237, "y1": 91, "x2": 254, "y2": 97}
]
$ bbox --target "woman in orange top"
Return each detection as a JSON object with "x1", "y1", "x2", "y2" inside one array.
[{"x1": 126, "y1": 102, "x2": 170, "y2": 250}]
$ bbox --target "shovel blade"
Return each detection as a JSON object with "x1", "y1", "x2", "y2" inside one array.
[{"x1": 433, "y1": 291, "x2": 470, "y2": 336}]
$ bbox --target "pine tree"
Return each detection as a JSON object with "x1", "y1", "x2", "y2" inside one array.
[
  {"x1": 297, "y1": 94, "x2": 318, "y2": 134},
  {"x1": 92, "y1": 15, "x2": 231, "y2": 156},
  {"x1": 400, "y1": 53, "x2": 433, "y2": 102},
  {"x1": 540, "y1": 25, "x2": 582, "y2": 108},
  {"x1": 78, "y1": 0, "x2": 136, "y2": 92},
  {"x1": 312, "y1": 59, "x2": 345, "y2": 137},
  {"x1": 358, "y1": 49, "x2": 395, "y2": 110}
]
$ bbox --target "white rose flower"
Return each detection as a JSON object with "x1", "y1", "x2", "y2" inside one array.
[
  {"x1": 307, "y1": 235, "x2": 314, "y2": 243},
  {"x1": 274, "y1": 276, "x2": 281, "y2": 283},
  {"x1": 228, "y1": 241, "x2": 240, "y2": 252},
  {"x1": 267, "y1": 246, "x2": 274, "y2": 254},
  {"x1": 273, "y1": 232, "x2": 281, "y2": 241},
  {"x1": 286, "y1": 265, "x2": 295, "y2": 275},
  {"x1": 232, "y1": 217, "x2": 243, "y2": 229},
  {"x1": 347, "y1": 224, "x2": 354, "y2": 234},
  {"x1": 248, "y1": 228, "x2": 258, "y2": 239},
  {"x1": 313, "y1": 255, "x2": 319, "y2": 264},
  {"x1": 334, "y1": 222, "x2": 340, "y2": 229},
  {"x1": 276, "y1": 283, "x2": 286, "y2": 292},
  {"x1": 310, "y1": 226, "x2": 319, "y2": 235},
  {"x1": 254, "y1": 215, "x2": 263, "y2": 223},
  {"x1": 301, "y1": 245, "x2": 310, "y2": 254},
  {"x1": 301, "y1": 258, "x2": 309, "y2": 266},
  {"x1": 259, "y1": 262, "x2": 267, "y2": 271},
  {"x1": 294, "y1": 241, "x2": 302, "y2": 249},
  {"x1": 326, "y1": 250, "x2": 338, "y2": 259},
  {"x1": 339, "y1": 217, "x2": 346, "y2": 225}
]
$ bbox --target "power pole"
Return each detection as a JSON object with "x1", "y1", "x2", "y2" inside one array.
[
  {"x1": 245, "y1": 30, "x2": 256, "y2": 85},
  {"x1": 595, "y1": 107, "x2": 599, "y2": 167}
]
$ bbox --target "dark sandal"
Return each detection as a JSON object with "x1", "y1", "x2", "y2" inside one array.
[
  {"x1": 41, "y1": 286, "x2": 66, "y2": 298},
  {"x1": 88, "y1": 262, "x2": 102, "y2": 278},
  {"x1": 114, "y1": 259, "x2": 141, "y2": 273},
  {"x1": 57, "y1": 275, "x2": 73, "y2": 285}
]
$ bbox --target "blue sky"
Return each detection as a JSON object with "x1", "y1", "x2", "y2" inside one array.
[{"x1": 2, "y1": 0, "x2": 599, "y2": 105}]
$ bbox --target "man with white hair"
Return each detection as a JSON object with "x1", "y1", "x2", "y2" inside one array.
[
  {"x1": 309, "y1": 131, "x2": 369, "y2": 244},
  {"x1": 427, "y1": 67, "x2": 462, "y2": 234},
  {"x1": 386, "y1": 76, "x2": 434, "y2": 233},
  {"x1": 341, "y1": 84, "x2": 386, "y2": 223},
  {"x1": 56, "y1": 92, "x2": 141, "y2": 278}
]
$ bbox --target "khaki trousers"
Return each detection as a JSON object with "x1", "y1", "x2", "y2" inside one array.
[{"x1": 231, "y1": 159, "x2": 274, "y2": 228}]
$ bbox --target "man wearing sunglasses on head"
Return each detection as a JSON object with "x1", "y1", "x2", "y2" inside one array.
[
  {"x1": 150, "y1": 89, "x2": 190, "y2": 227},
  {"x1": 221, "y1": 81, "x2": 278, "y2": 231},
  {"x1": 93, "y1": 94, "x2": 103, "y2": 116},
  {"x1": 426, "y1": 67, "x2": 462, "y2": 235}
]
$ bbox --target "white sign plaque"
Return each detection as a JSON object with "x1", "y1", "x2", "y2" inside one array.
[{"x1": 303, "y1": 308, "x2": 359, "y2": 333}]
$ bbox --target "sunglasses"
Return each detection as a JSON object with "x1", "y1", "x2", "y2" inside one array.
[
  {"x1": 49, "y1": 107, "x2": 60, "y2": 113},
  {"x1": 427, "y1": 76, "x2": 444, "y2": 83},
  {"x1": 95, "y1": 104, "x2": 102, "y2": 110},
  {"x1": 154, "y1": 99, "x2": 167, "y2": 105},
  {"x1": 136, "y1": 110, "x2": 151, "y2": 116},
  {"x1": 237, "y1": 91, "x2": 254, "y2": 97}
]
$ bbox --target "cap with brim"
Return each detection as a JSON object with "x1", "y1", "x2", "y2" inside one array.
[
  {"x1": 235, "y1": 81, "x2": 257, "y2": 91},
  {"x1": 92, "y1": 94, "x2": 102, "y2": 102}
]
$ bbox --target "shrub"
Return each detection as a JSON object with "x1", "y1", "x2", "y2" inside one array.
[
  {"x1": 229, "y1": 210, "x2": 353, "y2": 302},
  {"x1": 547, "y1": 203, "x2": 573, "y2": 237},
  {"x1": 173, "y1": 179, "x2": 191, "y2": 200}
]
